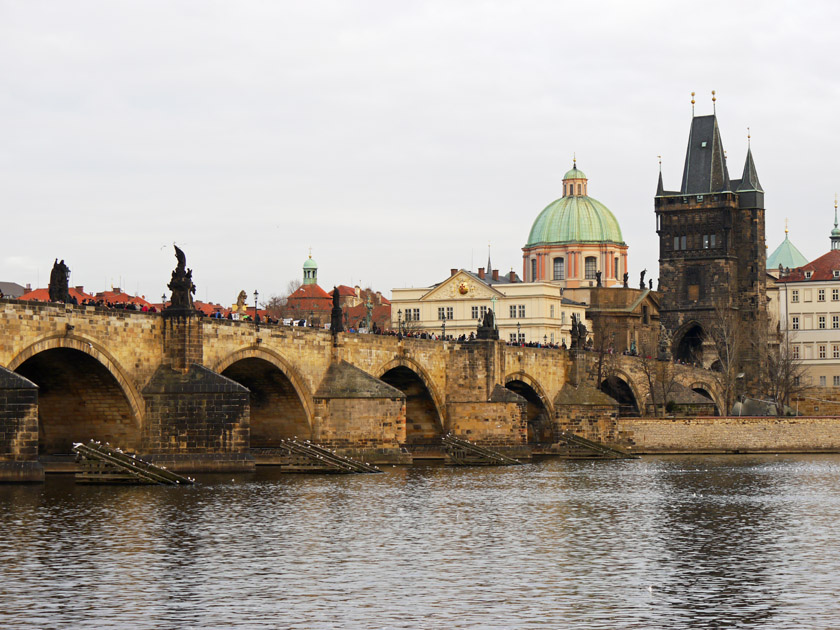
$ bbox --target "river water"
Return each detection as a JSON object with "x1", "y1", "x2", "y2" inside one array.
[{"x1": 2, "y1": 455, "x2": 840, "y2": 629}]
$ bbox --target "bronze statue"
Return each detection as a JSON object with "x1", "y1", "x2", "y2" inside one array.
[
  {"x1": 167, "y1": 245, "x2": 196, "y2": 310},
  {"x1": 623, "y1": 272, "x2": 629, "y2": 288},
  {"x1": 639, "y1": 268, "x2": 647, "y2": 290},
  {"x1": 595, "y1": 270, "x2": 602, "y2": 287},
  {"x1": 48, "y1": 259, "x2": 71, "y2": 302},
  {"x1": 476, "y1": 308, "x2": 498, "y2": 340}
]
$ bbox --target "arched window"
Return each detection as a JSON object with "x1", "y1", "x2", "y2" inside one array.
[
  {"x1": 584, "y1": 256, "x2": 597, "y2": 280},
  {"x1": 553, "y1": 257, "x2": 565, "y2": 280},
  {"x1": 531, "y1": 258, "x2": 537, "y2": 282}
]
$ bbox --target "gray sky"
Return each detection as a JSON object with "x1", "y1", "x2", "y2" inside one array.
[{"x1": 2, "y1": 1, "x2": 839, "y2": 303}]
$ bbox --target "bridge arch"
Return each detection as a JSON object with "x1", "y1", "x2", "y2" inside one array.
[
  {"x1": 688, "y1": 380, "x2": 722, "y2": 416},
  {"x1": 504, "y1": 372, "x2": 555, "y2": 443},
  {"x1": 214, "y1": 346, "x2": 314, "y2": 443},
  {"x1": 600, "y1": 370, "x2": 642, "y2": 417},
  {"x1": 377, "y1": 358, "x2": 445, "y2": 444},
  {"x1": 8, "y1": 334, "x2": 144, "y2": 454},
  {"x1": 673, "y1": 320, "x2": 707, "y2": 365}
]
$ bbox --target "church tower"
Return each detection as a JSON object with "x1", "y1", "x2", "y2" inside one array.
[{"x1": 655, "y1": 106, "x2": 767, "y2": 374}]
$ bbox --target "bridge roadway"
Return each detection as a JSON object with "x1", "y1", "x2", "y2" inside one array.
[{"x1": 0, "y1": 299, "x2": 720, "y2": 479}]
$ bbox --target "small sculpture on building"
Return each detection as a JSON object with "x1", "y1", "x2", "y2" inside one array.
[
  {"x1": 330, "y1": 287, "x2": 344, "y2": 334},
  {"x1": 639, "y1": 269, "x2": 647, "y2": 290},
  {"x1": 595, "y1": 270, "x2": 602, "y2": 287},
  {"x1": 623, "y1": 272, "x2": 629, "y2": 288},
  {"x1": 649, "y1": 278, "x2": 653, "y2": 290},
  {"x1": 476, "y1": 308, "x2": 498, "y2": 340},
  {"x1": 658, "y1": 323, "x2": 672, "y2": 361},
  {"x1": 48, "y1": 259, "x2": 71, "y2": 303},
  {"x1": 167, "y1": 245, "x2": 196, "y2": 310}
]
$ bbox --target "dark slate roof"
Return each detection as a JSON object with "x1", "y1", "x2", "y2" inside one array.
[
  {"x1": 680, "y1": 115, "x2": 731, "y2": 194},
  {"x1": 489, "y1": 384, "x2": 526, "y2": 404},
  {"x1": 0, "y1": 366, "x2": 37, "y2": 390},
  {"x1": 554, "y1": 382, "x2": 617, "y2": 407},
  {"x1": 0, "y1": 282, "x2": 26, "y2": 298},
  {"x1": 736, "y1": 146, "x2": 763, "y2": 192},
  {"x1": 314, "y1": 360, "x2": 405, "y2": 399}
]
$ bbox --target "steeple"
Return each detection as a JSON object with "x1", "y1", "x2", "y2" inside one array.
[
  {"x1": 680, "y1": 114, "x2": 731, "y2": 194},
  {"x1": 832, "y1": 196, "x2": 840, "y2": 251},
  {"x1": 302, "y1": 251, "x2": 318, "y2": 285},
  {"x1": 656, "y1": 155, "x2": 664, "y2": 196},
  {"x1": 736, "y1": 145, "x2": 763, "y2": 193}
]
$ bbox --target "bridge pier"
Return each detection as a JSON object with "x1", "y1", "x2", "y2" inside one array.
[{"x1": 0, "y1": 366, "x2": 43, "y2": 482}]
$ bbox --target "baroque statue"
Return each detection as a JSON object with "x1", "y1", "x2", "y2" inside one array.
[
  {"x1": 167, "y1": 245, "x2": 196, "y2": 310},
  {"x1": 48, "y1": 259, "x2": 71, "y2": 303}
]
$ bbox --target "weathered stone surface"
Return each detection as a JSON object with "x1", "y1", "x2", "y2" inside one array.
[{"x1": 315, "y1": 360, "x2": 405, "y2": 399}]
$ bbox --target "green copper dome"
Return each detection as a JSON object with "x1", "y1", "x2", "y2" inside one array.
[
  {"x1": 767, "y1": 234, "x2": 808, "y2": 270},
  {"x1": 526, "y1": 195, "x2": 624, "y2": 247},
  {"x1": 303, "y1": 257, "x2": 317, "y2": 269},
  {"x1": 563, "y1": 167, "x2": 587, "y2": 180}
]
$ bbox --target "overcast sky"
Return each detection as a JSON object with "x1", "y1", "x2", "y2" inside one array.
[{"x1": 2, "y1": 1, "x2": 839, "y2": 304}]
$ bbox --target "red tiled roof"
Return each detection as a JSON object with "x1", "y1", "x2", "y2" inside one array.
[
  {"x1": 778, "y1": 249, "x2": 840, "y2": 282},
  {"x1": 94, "y1": 289, "x2": 151, "y2": 306},
  {"x1": 17, "y1": 287, "x2": 95, "y2": 302},
  {"x1": 336, "y1": 285, "x2": 357, "y2": 297},
  {"x1": 289, "y1": 284, "x2": 331, "y2": 299}
]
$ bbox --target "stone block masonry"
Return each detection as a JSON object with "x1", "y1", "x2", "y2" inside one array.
[
  {"x1": 619, "y1": 416, "x2": 840, "y2": 453},
  {"x1": 0, "y1": 366, "x2": 42, "y2": 481}
]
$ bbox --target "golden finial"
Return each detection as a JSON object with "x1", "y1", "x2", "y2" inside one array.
[
  {"x1": 691, "y1": 91, "x2": 695, "y2": 115},
  {"x1": 308, "y1": 246, "x2": 312, "y2": 259},
  {"x1": 657, "y1": 155, "x2": 662, "y2": 171},
  {"x1": 747, "y1": 127, "x2": 751, "y2": 147},
  {"x1": 785, "y1": 218, "x2": 788, "y2": 235},
  {"x1": 712, "y1": 90, "x2": 716, "y2": 113},
  {"x1": 573, "y1": 152, "x2": 576, "y2": 168}
]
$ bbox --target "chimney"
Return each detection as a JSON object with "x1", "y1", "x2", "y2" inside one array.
[
  {"x1": 492, "y1": 269, "x2": 499, "y2": 281},
  {"x1": 75, "y1": 286, "x2": 84, "y2": 293},
  {"x1": 450, "y1": 268, "x2": 457, "y2": 277},
  {"x1": 478, "y1": 267, "x2": 485, "y2": 279},
  {"x1": 25, "y1": 283, "x2": 31, "y2": 291}
]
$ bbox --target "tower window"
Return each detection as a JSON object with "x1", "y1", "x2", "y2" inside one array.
[
  {"x1": 531, "y1": 258, "x2": 537, "y2": 282},
  {"x1": 553, "y1": 257, "x2": 565, "y2": 280},
  {"x1": 584, "y1": 257, "x2": 597, "y2": 280},
  {"x1": 577, "y1": 183, "x2": 582, "y2": 195}
]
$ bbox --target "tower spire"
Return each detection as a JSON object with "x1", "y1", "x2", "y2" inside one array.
[
  {"x1": 656, "y1": 155, "x2": 664, "y2": 196},
  {"x1": 691, "y1": 91, "x2": 695, "y2": 116},
  {"x1": 712, "y1": 90, "x2": 716, "y2": 114},
  {"x1": 831, "y1": 195, "x2": 840, "y2": 251},
  {"x1": 487, "y1": 242, "x2": 492, "y2": 275}
]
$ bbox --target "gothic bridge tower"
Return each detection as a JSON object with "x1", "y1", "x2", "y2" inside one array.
[{"x1": 655, "y1": 107, "x2": 767, "y2": 376}]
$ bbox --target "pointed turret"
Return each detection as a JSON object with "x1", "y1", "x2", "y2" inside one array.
[
  {"x1": 680, "y1": 115, "x2": 731, "y2": 194},
  {"x1": 831, "y1": 197, "x2": 840, "y2": 251},
  {"x1": 736, "y1": 146, "x2": 763, "y2": 193},
  {"x1": 656, "y1": 169, "x2": 664, "y2": 196}
]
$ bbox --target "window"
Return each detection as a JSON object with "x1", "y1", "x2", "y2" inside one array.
[
  {"x1": 553, "y1": 257, "x2": 565, "y2": 280},
  {"x1": 531, "y1": 259, "x2": 537, "y2": 282},
  {"x1": 819, "y1": 316, "x2": 826, "y2": 329},
  {"x1": 518, "y1": 333, "x2": 526, "y2": 343},
  {"x1": 550, "y1": 304, "x2": 555, "y2": 318},
  {"x1": 833, "y1": 316, "x2": 839, "y2": 329},
  {"x1": 550, "y1": 332, "x2": 555, "y2": 343},
  {"x1": 805, "y1": 271, "x2": 813, "y2": 279},
  {"x1": 509, "y1": 333, "x2": 518, "y2": 343},
  {"x1": 405, "y1": 308, "x2": 420, "y2": 321},
  {"x1": 835, "y1": 375, "x2": 840, "y2": 387},
  {"x1": 577, "y1": 183, "x2": 581, "y2": 195},
  {"x1": 703, "y1": 234, "x2": 710, "y2": 249},
  {"x1": 673, "y1": 236, "x2": 680, "y2": 251},
  {"x1": 834, "y1": 270, "x2": 840, "y2": 279},
  {"x1": 792, "y1": 316, "x2": 799, "y2": 330},
  {"x1": 518, "y1": 305, "x2": 526, "y2": 318},
  {"x1": 820, "y1": 376, "x2": 827, "y2": 387},
  {"x1": 681, "y1": 235, "x2": 687, "y2": 250},
  {"x1": 480, "y1": 306, "x2": 488, "y2": 318},
  {"x1": 833, "y1": 289, "x2": 839, "y2": 301},
  {"x1": 614, "y1": 257, "x2": 619, "y2": 279},
  {"x1": 471, "y1": 306, "x2": 479, "y2": 319},
  {"x1": 819, "y1": 289, "x2": 826, "y2": 302},
  {"x1": 794, "y1": 376, "x2": 801, "y2": 386},
  {"x1": 819, "y1": 345, "x2": 826, "y2": 359},
  {"x1": 584, "y1": 257, "x2": 597, "y2": 280},
  {"x1": 509, "y1": 305, "x2": 516, "y2": 318},
  {"x1": 792, "y1": 345, "x2": 800, "y2": 359},
  {"x1": 710, "y1": 234, "x2": 716, "y2": 248},
  {"x1": 446, "y1": 307, "x2": 453, "y2": 320},
  {"x1": 792, "y1": 290, "x2": 799, "y2": 303},
  {"x1": 834, "y1": 345, "x2": 840, "y2": 359},
  {"x1": 438, "y1": 307, "x2": 445, "y2": 320}
]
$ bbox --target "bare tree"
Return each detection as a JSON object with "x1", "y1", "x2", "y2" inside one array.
[
  {"x1": 265, "y1": 279, "x2": 303, "y2": 320},
  {"x1": 759, "y1": 332, "x2": 810, "y2": 415},
  {"x1": 592, "y1": 318, "x2": 620, "y2": 389},
  {"x1": 637, "y1": 341, "x2": 678, "y2": 417},
  {"x1": 707, "y1": 299, "x2": 747, "y2": 415}
]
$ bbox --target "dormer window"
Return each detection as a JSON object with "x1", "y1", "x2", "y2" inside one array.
[
  {"x1": 833, "y1": 270, "x2": 840, "y2": 279},
  {"x1": 805, "y1": 271, "x2": 813, "y2": 279}
]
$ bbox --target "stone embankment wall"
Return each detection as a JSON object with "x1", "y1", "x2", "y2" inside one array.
[{"x1": 619, "y1": 416, "x2": 840, "y2": 453}]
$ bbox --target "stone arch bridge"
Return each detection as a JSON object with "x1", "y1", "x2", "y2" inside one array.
[{"x1": 0, "y1": 300, "x2": 720, "y2": 479}]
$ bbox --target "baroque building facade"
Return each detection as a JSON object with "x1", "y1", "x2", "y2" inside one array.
[{"x1": 655, "y1": 112, "x2": 767, "y2": 373}]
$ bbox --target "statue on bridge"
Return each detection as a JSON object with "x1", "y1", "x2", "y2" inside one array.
[
  {"x1": 623, "y1": 272, "x2": 629, "y2": 288},
  {"x1": 639, "y1": 269, "x2": 647, "y2": 290},
  {"x1": 48, "y1": 259, "x2": 71, "y2": 303},
  {"x1": 569, "y1": 313, "x2": 588, "y2": 350},
  {"x1": 330, "y1": 287, "x2": 344, "y2": 334},
  {"x1": 476, "y1": 308, "x2": 498, "y2": 340},
  {"x1": 595, "y1": 270, "x2": 602, "y2": 287},
  {"x1": 167, "y1": 245, "x2": 196, "y2": 311},
  {"x1": 658, "y1": 323, "x2": 673, "y2": 361}
]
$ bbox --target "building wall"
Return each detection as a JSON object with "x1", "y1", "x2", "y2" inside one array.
[{"x1": 619, "y1": 415, "x2": 840, "y2": 453}]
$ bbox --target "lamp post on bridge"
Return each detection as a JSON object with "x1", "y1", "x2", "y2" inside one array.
[
  {"x1": 517, "y1": 321, "x2": 521, "y2": 345},
  {"x1": 253, "y1": 289, "x2": 259, "y2": 333},
  {"x1": 397, "y1": 309, "x2": 402, "y2": 336},
  {"x1": 441, "y1": 319, "x2": 445, "y2": 341},
  {"x1": 161, "y1": 293, "x2": 166, "y2": 310}
]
